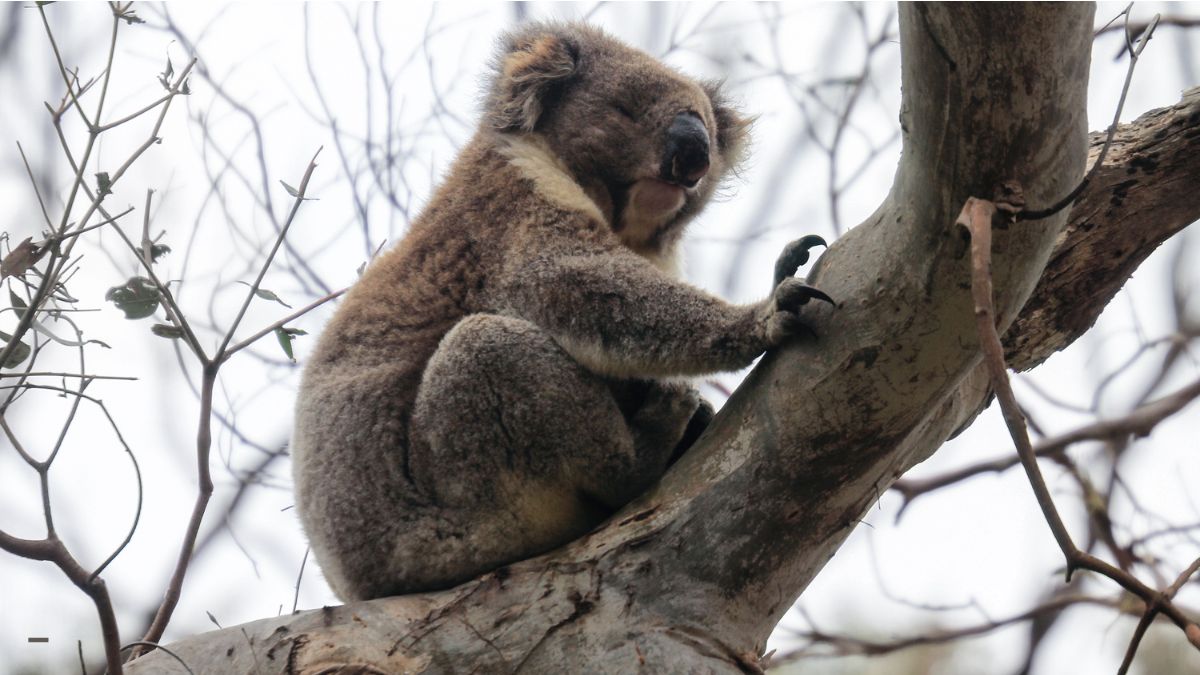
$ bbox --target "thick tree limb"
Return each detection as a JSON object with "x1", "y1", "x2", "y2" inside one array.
[
  {"x1": 129, "y1": 5, "x2": 1200, "y2": 674},
  {"x1": 1007, "y1": 86, "x2": 1200, "y2": 371}
]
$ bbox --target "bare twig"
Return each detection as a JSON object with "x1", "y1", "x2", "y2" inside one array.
[
  {"x1": 135, "y1": 364, "x2": 216, "y2": 657},
  {"x1": 218, "y1": 286, "x2": 347, "y2": 363},
  {"x1": 119, "y1": 642, "x2": 196, "y2": 675},
  {"x1": 215, "y1": 147, "x2": 323, "y2": 359},
  {"x1": 775, "y1": 594, "x2": 1122, "y2": 662},
  {"x1": 138, "y1": 149, "x2": 323, "y2": 655},
  {"x1": 1020, "y1": 8, "x2": 1159, "y2": 221},
  {"x1": 292, "y1": 547, "x2": 309, "y2": 614},
  {"x1": 960, "y1": 196, "x2": 1200, "y2": 654},
  {"x1": 0, "y1": 372, "x2": 136, "y2": 380},
  {"x1": 894, "y1": 375, "x2": 1200, "y2": 514},
  {"x1": 1117, "y1": 556, "x2": 1200, "y2": 674}
]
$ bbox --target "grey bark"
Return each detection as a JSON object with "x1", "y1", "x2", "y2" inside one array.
[{"x1": 128, "y1": 4, "x2": 1200, "y2": 674}]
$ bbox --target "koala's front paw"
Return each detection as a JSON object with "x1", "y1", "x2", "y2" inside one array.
[
  {"x1": 762, "y1": 277, "x2": 835, "y2": 345},
  {"x1": 760, "y1": 234, "x2": 834, "y2": 345}
]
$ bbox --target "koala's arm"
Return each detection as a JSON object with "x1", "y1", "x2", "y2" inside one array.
[{"x1": 500, "y1": 245, "x2": 821, "y2": 378}]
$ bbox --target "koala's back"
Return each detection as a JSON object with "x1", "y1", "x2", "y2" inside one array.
[{"x1": 292, "y1": 138, "x2": 591, "y2": 599}]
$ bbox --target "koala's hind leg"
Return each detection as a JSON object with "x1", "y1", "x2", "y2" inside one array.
[{"x1": 411, "y1": 315, "x2": 686, "y2": 545}]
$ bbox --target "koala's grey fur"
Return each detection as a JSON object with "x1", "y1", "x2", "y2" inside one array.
[{"x1": 292, "y1": 22, "x2": 825, "y2": 601}]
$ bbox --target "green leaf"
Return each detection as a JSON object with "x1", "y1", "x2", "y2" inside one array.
[
  {"x1": 9, "y1": 290, "x2": 27, "y2": 319},
  {"x1": 274, "y1": 326, "x2": 307, "y2": 362},
  {"x1": 0, "y1": 329, "x2": 31, "y2": 368},
  {"x1": 279, "y1": 180, "x2": 317, "y2": 201},
  {"x1": 105, "y1": 277, "x2": 160, "y2": 320},
  {"x1": 236, "y1": 281, "x2": 292, "y2": 308},
  {"x1": 150, "y1": 323, "x2": 184, "y2": 339},
  {"x1": 275, "y1": 327, "x2": 294, "y2": 361}
]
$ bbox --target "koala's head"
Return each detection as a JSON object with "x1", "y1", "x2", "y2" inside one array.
[{"x1": 486, "y1": 22, "x2": 751, "y2": 252}]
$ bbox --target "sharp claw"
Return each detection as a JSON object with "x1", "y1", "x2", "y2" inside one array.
[
  {"x1": 773, "y1": 235, "x2": 830, "y2": 286},
  {"x1": 776, "y1": 281, "x2": 837, "y2": 309},
  {"x1": 803, "y1": 287, "x2": 836, "y2": 306},
  {"x1": 796, "y1": 234, "x2": 828, "y2": 250}
]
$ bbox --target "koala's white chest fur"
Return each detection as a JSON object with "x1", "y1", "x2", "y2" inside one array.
[{"x1": 497, "y1": 134, "x2": 683, "y2": 277}]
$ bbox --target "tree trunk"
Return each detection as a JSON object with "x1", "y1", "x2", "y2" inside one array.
[{"x1": 129, "y1": 4, "x2": 1200, "y2": 673}]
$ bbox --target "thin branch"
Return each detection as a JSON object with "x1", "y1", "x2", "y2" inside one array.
[
  {"x1": 1095, "y1": 15, "x2": 1200, "y2": 38},
  {"x1": 1118, "y1": 556, "x2": 1200, "y2": 674},
  {"x1": 89, "y1": 396, "x2": 144, "y2": 580},
  {"x1": 961, "y1": 195, "x2": 1200, "y2": 652},
  {"x1": 138, "y1": 365, "x2": 217, "y2": 651},
  {"x1": 1020, "y1": 9, "x2": 1159, "y2": 221},
  {"x1": 292, "y1": 547, "x2": 309, "y2": 614},
  {"x1": 17, "y1": 141, "x2": 53, "y2": 229},
  {"x1": 894, "y1": 375, "x2": 1200, "y2": 514},
  {"x1": 218, "y1": 287, "x2": 347, "y2": 363},
  {"x1": 0, "y1": 372, "x2": 136, "y2": 380},
  {"x1": 119, "y1": 642, "x2": 196, "y2": 675},
  {"x1": 215, "y1": 147, "x2": 323, "y2": 359},
  {"x1": 775, "y1": 594, "x2": 1121, "y2": 662},
  {"x1": 97, "y1": 91, "x2": 176, "y2": 132}
]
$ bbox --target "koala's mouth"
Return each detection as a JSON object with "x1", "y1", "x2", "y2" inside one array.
[
  {"x1": 629, "y1": 178, "x2": 687, "y2": 217},
  {"x1": 606, "y1": 175, "x2": 692, "y2": 244}
]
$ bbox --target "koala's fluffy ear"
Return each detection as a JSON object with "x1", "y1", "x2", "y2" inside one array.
[
  {"x1": 702, "y1": 80, "x2": 753, "y2": 170},
  {"x1": 489, "y1": 28, "x2": 580, "y2": 132}
]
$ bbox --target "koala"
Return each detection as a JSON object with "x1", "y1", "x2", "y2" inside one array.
[{"x1": 291, "y1": 21, "x2": 831, "y2": 602}]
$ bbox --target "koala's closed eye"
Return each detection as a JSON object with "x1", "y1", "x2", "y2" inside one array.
[{"x1": 613, "y1": 103, "x2": 637, "y2": 120}]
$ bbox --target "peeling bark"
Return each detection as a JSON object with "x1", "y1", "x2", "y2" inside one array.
[{"x1": 128, "y1": 5, "x2": 1200, "y2": 674}]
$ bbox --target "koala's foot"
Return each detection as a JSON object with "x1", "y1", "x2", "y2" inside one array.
[
  {"x1": 626, "y1": 380, "x2": 703, "y2": 454},
  {"x1": 774, "y1": 234, "x2": 828, "y2": 286},
  {"x1": 669, "y1": 397, "x2": 714, "y2": 465}
]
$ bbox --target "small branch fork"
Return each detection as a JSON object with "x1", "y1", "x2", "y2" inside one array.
[
  {"x1": 959, "y1": 195, "x2": 1200, "y2": 673},
  {"x1": 134, "y1": 146, "x2": 325, "y2": 657}
]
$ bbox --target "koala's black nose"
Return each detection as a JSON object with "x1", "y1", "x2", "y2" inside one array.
[{"x1": 662, "y1": 112, "x2": 710, "y2": 188}]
